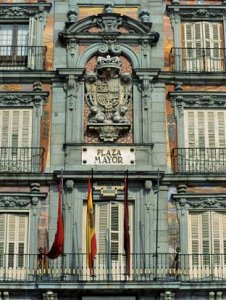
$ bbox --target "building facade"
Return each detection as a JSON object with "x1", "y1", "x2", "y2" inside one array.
[{"x1": 0, "y1": 0, "x2": 225, "y2": 299}]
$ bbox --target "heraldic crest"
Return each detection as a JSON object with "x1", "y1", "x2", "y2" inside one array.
[{"x1": 85, "y1": 55, "x2": 132, "y2": 142}]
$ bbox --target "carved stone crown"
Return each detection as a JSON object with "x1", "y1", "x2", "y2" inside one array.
[{"x1": 96, "y1": 55, "x2": 121, "y2": 71}]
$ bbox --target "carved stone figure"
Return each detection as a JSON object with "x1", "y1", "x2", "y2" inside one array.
[{"x1": 85, "y1": 55, "x2": 132, "y2": 142}]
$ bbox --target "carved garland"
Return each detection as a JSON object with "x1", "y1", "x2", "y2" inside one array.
[
  {"x1": 174, "y1": 197, "x2": 226, "y2": 209},
  {"x1": 179, "y1": 8, "x2": 225, "y2": 19},
  {"x1": 0, "y1": 195, "x2": 45, "y2": 208},
  {"x1": 0, "y1": 94, "x2": 48, "y2": 107}
]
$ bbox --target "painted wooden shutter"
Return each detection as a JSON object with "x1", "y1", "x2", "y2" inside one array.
[
  {"x1": 28, "y1": 17, "x2": 37, "y2": 69},
  {"x1": 185, "y1": 110, "x2": 226, "y2": 148},
  {"x1": 0, "y1": 214, "x2": 28, "y2": 269},
  {"x1": 0, "y1": 109, "x2": 32, "y2": 148}
]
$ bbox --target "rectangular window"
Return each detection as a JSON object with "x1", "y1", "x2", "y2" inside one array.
[
  {"x1": 184, "y1": 110, "x2": 226, "y2": 172},
  {"x1": 0, "y1": 23, "x2": 29, "y2": 68},
  {"x1": 0, "y1": 213, "x2": 28, "y2": 270},
  {"x1": 0, "y1": 109, "x2": 32, "y2": 172},
  {"x1": 189, "y1": 211, "x2": 226, "y2": 268},
  {"x1": 83, "y1": 201, "x2": 133, "y2": 279},
  {"x1": 182, "y1": 22, "x2": 223, "y2": 71}
]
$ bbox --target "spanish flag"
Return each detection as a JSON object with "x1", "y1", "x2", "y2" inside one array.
[
  {"x1": 46, "y1": 177, "x2": 64, "y2": 259},
  {"x1": 86, "y1": 177, "x2": 97, "y2": 272}
]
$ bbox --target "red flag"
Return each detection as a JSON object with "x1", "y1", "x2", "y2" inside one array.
[
  {"x1": 46, "y1": 178, "x2": 64, "y2": 259},
  {"x1": 124, "y1": 172, "x2": 130, "y2": 275},
  {"x1": 86, "y1": 176, "x2": 97, "y2": 273}
]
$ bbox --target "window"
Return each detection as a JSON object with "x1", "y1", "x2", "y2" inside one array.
[
  {"x1": 0, "y1": 24, "x2": 29, "y2": 67},
  {"x1": 189, "y1": 212, "x2": 226, "y2": 267},
  {"x1": 182, "y1": 22, "x2": 223, "y2": 71},
  {"x1": 184, "y1": 110, "x2": 226, "y2": 149},
  {"x1": 184, "y1": 110, "x2": 226, "y2": 172},
  {"x1": 83, "y1": 201, "x2": 133, "y2": 278},
  {"x1": 0, "y1": 109, "x2": 32, "y2": 172},
  {"x1": 0, "y1": 213, "x2": 28, "y2": 272}
]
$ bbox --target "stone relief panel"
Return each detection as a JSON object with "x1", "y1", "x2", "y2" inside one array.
[{"x1": 84, "y1": 55, "x2": 133, "y2": 143}]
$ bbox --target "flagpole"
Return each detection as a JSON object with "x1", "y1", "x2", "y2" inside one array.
[
  {"x1": 61, "y1": 169, "x2": 65, "y2": 280},
  {"x1": 154, "y1": 169, "x2": 160, "y2": 281},
  {"x1": 91, "y1": 168, "x2": 94, "y2": 277}
]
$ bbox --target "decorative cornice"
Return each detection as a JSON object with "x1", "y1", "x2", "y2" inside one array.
[
  {"x1": 0, "y1": 192, "x2": 47, "y2": 208},
  {"x1": 172, "y1": 194, "x2": 226, "y2": 210},
  {"x1": 59, "y1": 12, "x2": 159, "y2": 47},
  {"x1": 169, "y1": 92, "x2": 226, "y2": 112},
  {"x1": 0, "y1": 92, "x2": 48, "y2": 107},
  {"x1": 0, "y1": 3, "x2": 51, "y2": 19},
  {"x1": 167, "y1": 5, "x2": 226, "y2": 20}
]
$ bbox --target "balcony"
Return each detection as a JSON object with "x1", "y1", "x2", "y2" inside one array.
[
  {"x1": 0, "y1": 147, "x2": 45, "y2": 173},
  {"x1": 0, "y1": 46, "x2": 47, "y2": 70},
  {"x1": 171, "y1": 148, "x2": 226, "y2": 174},
  {"x1": 1, "y1": 253, "x2": 226, "y2": 283},
  {"x1": 170, "y1": 48, "x2": 225, "y2": 72}
]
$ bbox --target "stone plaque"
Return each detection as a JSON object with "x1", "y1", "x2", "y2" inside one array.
[{"x1": 82, "y1": 147, "x2": 135, "y2": 165}]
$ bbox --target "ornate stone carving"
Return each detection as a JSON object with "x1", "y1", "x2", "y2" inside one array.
[
  {"x1": 174, "y1": 197, "x2": 226, "y2": 209},
  {"x1": 104, "y1": 2, "x2": 114, "y2": 14},
  {"x1": 169, "y1": 93, "x2": 226, "y2": 118},
  {"x1": 179, "y1": 8, "x2": 225, "y2": 20},
  {"x1": 97, "y1": 15, "x2": 122, "y2": 32},
  {"x1": 0, "y1": 93, "x2": 48, "y2": 107},
  {"x1": 67, "y1": 9, "x2": 77, "y2": 22},
  {"x1": 0, "y1": 196, "x2": 30, "y2": 208},
  {"x1": 138, "y1": 10, "x2": 150, "y2": 23},
  {"x1": 0, "y1": 7, "x2": 35, "y2": 16},
  {"x1": 85, "y1": 55, "x2": 132, "y2": 142}
]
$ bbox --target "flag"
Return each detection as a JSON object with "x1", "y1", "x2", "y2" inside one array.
[
  {"x1": 86, "y1": 176, "x2": 97, "y2": 273},
  {"x1": 124, "y1": 171, "x2": 130, "y2": 275},
  {"x1": 46, "y1": 178, "x2": 64, "y2": 259}
]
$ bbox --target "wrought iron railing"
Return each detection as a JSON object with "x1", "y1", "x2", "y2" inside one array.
[
  {"x1": 0, "y1": 46, "x2": 47, "y2": 70},
  {"x1": 171, "y1": 148, "x2": 226, "y2": 174},
  {"x1": 0, "y1": 253, "x2": 226, "y2": 282},
  {"x1": 0, "y1": 147, "x2": 45, "y2": 173},
  {"x1": 170, "y1": 48, "x2": 225, "y2": 72}
]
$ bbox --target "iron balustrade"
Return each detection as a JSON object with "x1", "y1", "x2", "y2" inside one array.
[
  {"x1": 0, "y1": 147, "x2": 45, "y2": 173},
  {"x1": 0, "y1": 46, "x2": 47, "y2": 70},
  {"x1": 171, "y1": 148, "x2": 226, "y2": 174},
  {"x1": 0, "y1": 253, "x2": 225, "y2": 282},
  {"x1": 170, "y1": 48, "x2": 225, "y2": 72}
]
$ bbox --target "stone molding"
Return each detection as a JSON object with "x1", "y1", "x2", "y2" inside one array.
[
  {"x1": 167, "y1": 5, "x2": 226, "y2": 20},
  {"x1": 172, "y1": 194, "x2": 226, "y2": 211},
  {"x1": 0, "y1": 3, "x2": 51, "y2": 19},
  {"x1": 0, "y1": 92, "x2": 48, "y2": 107},
  {"x1": 169, "y1": 92, "x2": 226, "y2": 117},
  {"x1": 59, "y1": 11, "x2": 159, "y2": 47},
  {"x1": 0, "y1": 192, "x2": 47, "y2": 208}
]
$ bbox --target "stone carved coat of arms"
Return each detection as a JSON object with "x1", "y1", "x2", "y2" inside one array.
[{"x1": 85, "y1": 56, "x2": 132, "y2": 142}]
